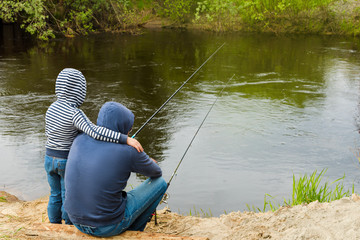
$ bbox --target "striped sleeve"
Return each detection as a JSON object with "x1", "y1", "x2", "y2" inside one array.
[{"x1": 72, "y1": 109, "x2": 128, "y2": 144}]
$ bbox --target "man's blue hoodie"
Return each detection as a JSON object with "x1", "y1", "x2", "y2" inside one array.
[{"x1": 64, "y1": 102, "x2": 162, "y2": 227}]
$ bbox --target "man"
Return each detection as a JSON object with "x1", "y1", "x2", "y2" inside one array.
[{"x1": 64, "y1": 101, "x2": 167, "y2": 237}]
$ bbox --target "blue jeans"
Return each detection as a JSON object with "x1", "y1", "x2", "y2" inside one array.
[
  {"x1": 73, "y1": 177, "x2": 167, "y2": 237},
  {"x1": 44, "y1": 155, "x2": 72, "y2": 224}
]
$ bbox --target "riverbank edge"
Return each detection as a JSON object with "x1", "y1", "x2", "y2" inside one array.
[
  {"x1": 78, "y1": 0, "x2": 360, "y2": 39},
  {"x1": 143, "y1": 0, "x2": 360, "y2": 36},
  {"x1": 2, "y1": 191, "x2": 360, "y2": 239}
]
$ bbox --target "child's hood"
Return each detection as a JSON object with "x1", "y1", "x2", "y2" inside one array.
[
  {"x1": 97, "y1": 102, "x2": 134, "y2": 135},
  {"x1": 55, "y1": 68, "x2": 86, "y2": 107}
]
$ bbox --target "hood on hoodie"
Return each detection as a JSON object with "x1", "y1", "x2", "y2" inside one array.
[
  {"x1": 55, "y1": 68, "x2": 87, "y2": 107},
  {"x1": 97, "y1": 102, "x2": 134, "y2": 135}
]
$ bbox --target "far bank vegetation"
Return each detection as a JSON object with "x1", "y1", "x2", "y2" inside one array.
[{"x1": 1, "y1": 0, "x2": 360, "y2": 40}]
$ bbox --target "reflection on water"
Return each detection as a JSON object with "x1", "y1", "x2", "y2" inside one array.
[{"x1": 1, "y1": 30, "x2": 360, "y2": 215}]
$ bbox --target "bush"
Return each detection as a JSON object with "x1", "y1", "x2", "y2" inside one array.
[
  {"x1": 0, "y1": 0, "x2": 54, "y2": 40},
  {"x1": 158, "y1": 0, "x2": 194, "y2": 24},
  {"x1": 194, "y1": 0, "x2": 242, "y2": 31},
  {"x1": 0, "y1": 0, "x2": 153, "y2": 40}
]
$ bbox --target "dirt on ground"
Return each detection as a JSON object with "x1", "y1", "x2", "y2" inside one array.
[{"x1": 1, "y1": 191, "x2": 360, "y2": 240}]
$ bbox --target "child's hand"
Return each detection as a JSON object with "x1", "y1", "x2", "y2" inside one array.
[{"x1": 127, "y1": 137, "x2": 144, "y2": 152}]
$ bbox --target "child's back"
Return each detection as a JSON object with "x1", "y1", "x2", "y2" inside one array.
[
  {"x1": 45, "y1": 68, "x2": 126, "y2": 159},
  {"x1": 44, "y1": 68, "x2": 141, "y2": 225}
]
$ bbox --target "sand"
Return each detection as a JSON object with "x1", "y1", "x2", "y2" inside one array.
[{"x1": 1, "y1": 191, "x2": 360, "y2": 240}]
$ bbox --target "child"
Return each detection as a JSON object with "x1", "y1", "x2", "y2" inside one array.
[{"x1": 44, "y1": 68, "x2": 143, "y2": 224}]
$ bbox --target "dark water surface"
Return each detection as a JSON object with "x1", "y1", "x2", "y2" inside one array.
[{"x1": 1, "y1": 30, "x2": 360, "y2": 216}]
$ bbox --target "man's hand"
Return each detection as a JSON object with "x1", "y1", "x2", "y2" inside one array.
[{"x1": 126, "y1": 137, "x2": 144, "y2": 152}]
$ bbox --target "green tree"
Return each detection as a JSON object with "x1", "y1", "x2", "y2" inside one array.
[{"x1": 0, "y1": 0, "x2": 54, "y2": 40}]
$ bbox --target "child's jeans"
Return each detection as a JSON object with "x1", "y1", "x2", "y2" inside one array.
[
  {"x1": 44, "y1": 155, "x2": 72, "y2": 224},
  {"x1": 72, "y1": 177, "x2": 167, "y2": 237}
]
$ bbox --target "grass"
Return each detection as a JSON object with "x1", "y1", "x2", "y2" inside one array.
[
  {"x1": 0, "y1": 227, "x2": 22, "y2": 239},
  {"x1": 181, "y1": 206, "x2": 213, "y2": 218},
  {"x1": 180, "y1": 169, "x2": 352, "y2": 216},
  {"x1": 247, "y1": 194, "x2": 280, "y2": 213},
  {"x1": 286, "y1": 169, "x2": 353, "y2": 205},
  {"x1": 0, "y1": 197, "x2": 7, "y2": 203},
  {"x1": 247, "y1": 169, "x2": 354, "y2": 212}
]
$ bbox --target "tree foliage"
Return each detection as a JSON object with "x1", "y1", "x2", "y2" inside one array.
[
  {"x1": 1, "y1": 0, "x2": 360, "y2": 40},
  {"x1": 0, "y1": 0, "x2": 54, "y2": 40},
  {"x1": 158, "y1": 0, "x2": 194, "y2": 23},
  {"x1": 0, "y1": 0, "x2": 154, "y2": 39}
]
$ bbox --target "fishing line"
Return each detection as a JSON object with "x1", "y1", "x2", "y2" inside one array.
[
  {"x1": 152, "y1": 74, "x2": 235, "y2": 225},
  {"x1": 167, "y1": 74, "x2": 236, "y2": 188},
  {"x1": 131, "y1": 42, "x2": 226, "y2": 139}
]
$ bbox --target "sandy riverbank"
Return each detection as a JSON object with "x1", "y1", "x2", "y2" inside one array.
[{"x1": 1, "y1": 191, "x2": 360, "y2": 239}]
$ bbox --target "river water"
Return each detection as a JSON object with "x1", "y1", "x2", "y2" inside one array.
[{"x1": 1, "y1": 30, "x2": 360, "y2": 216}]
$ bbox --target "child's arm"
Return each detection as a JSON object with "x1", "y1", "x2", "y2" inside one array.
[{"x1": 72, "y1": 109, "x2": 143, "y2": 152}]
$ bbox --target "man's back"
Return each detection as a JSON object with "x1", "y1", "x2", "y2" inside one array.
[{"x1": 64, "y1": 102, "x2": 162, "y2": 227}]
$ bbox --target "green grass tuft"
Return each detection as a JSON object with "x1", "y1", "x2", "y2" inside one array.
[
  {"x1": 248, "y1": 169, "x2": 354, "y2": 212},
  {"x1": 187, "y1": 206, "x2": 213, "y2": 218}
]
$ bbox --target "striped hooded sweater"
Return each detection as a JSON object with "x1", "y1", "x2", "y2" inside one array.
[{"x1": 45, "y1": 68, "x2": 127, "y2": 159}]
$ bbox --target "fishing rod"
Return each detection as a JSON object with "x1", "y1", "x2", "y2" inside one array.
[
  {"x1": 167, "y1": 74, "x2": 235, "y2": 187},
  {"x1": 131, "y1": 42, "x2": 226, "y2": 139},
  {"x1": 152, "y1": 74, "x2": 235, "y2": 225}
]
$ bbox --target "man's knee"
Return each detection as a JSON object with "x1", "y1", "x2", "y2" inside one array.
[{"x1": 152, "y1": 177, "x2": 167, "y2": 193}]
